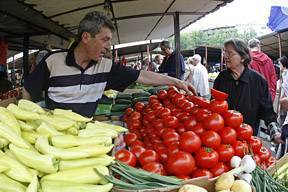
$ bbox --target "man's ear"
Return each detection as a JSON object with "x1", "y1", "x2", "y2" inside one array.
[{"x1": 81, "y1": 32, "x2": 91, "y2": 44}]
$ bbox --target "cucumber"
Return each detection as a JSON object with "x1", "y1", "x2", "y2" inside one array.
[
  {"x1": 132, "y1": 92, "x2": 151, "y2": 98},
  {"x1": 115, "y1": 99, "x2": 132, "y2": 105},
  {"x1": 98, "y1": 97, "x2": 113, "y2": 105},
  {"x1": 117, "y1": 94, "x2": 132, "y2": 100},
  {"x1": 111, "y1": 104, "x2": 130, "y2": 112}
]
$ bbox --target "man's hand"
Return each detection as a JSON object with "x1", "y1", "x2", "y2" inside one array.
[
  {"x1": 280, "y1": 97, "x2": 288, "y2": 111},
  {"x1": 175, "y1": 80, "x2": 197, "y2": 96},
  {"x1": 269, "y1": 122, "x2": 284, "y2": 144}
]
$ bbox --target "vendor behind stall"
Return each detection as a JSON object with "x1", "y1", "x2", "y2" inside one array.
[{"x1": 23, "y1": 11, "x2": 196, "y2": 117}]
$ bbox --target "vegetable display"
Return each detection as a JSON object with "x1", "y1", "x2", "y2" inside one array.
[{"x1": 0, "y1": 100, "x2": 128, "y2": 191}]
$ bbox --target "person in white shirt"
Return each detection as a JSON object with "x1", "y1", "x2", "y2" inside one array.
[{"x1": 187, "y1": 54, "x2": 210, "y2": 98}]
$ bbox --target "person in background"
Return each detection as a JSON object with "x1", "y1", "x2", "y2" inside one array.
[
  {"x1": 213, "y1": 38, "x2": 282, "y2": 143},
  {"x1": 22, "y1": 11, "x2": 196, "y2": 117},
  {"x1": 142, "y1": 57, "x2": 158, "y2": 72},
  {"x1": 158, "y1": 40, "x2": 185, "y2": 79},
  {"x1": 153, "y1": 54, "x2": 163, "y2": 71},
  {"x1": 186, "y1": 54, "x2": 209, "y2": 98},
  {"x1": 248, "y1": 38, "x2": 277, "y2": 102},
  {"x1": 0, "y1": 67, "x2": 13, "y2": 93}
]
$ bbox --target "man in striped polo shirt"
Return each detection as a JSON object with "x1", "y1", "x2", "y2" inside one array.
[{"x1": 23, "y1": 11, "x2": 196, "y2": 117}]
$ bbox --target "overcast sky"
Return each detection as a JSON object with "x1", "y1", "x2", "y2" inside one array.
[{"x1": 182, "y1": 0, "x2": 288, "y2": 32}]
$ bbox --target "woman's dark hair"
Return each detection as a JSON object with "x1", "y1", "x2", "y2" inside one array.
[
  {"x1": 224, "y1": 38, "x2": 251, "y2": 66},
  {"x1": 279, "y1": 56, "x2": 288, "y2": 68}
]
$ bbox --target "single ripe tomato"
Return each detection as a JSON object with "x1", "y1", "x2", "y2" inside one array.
[
  {"x1": 194, "y1": 147, "x2": 219, "y2": 169},
  {"x1": 223, "y1": 110, "x2": 243, "y2": 128},
  {"x1": 202, "y1": 113, "x2": 225, "y2": 132},
  {"x1": 233, "y1": 140, "x2": 248, "y2": 158},
  {"x1": 130, "y1": 145, "x2": 146, "y2": 158},
  {"x1": 191, "y1": 169, "x2": 213, "y2": 179},
  {"x1": 157, "y1": 90, "x2": 168, "y2": 100},
  {"x1": 115, "y1": 149, "x2": 137, "y2": 167},
  {"x1": 158, "y1": 108, "x2": 171, "y2": 118},
  {"x1": 216, "y1": 144, "x2": 235, "y2": 162},
  {"x1": 219, "y1": 127, "x2": 237, "y2": 145},
  {"x1": 195, "y1": 108, "x2": 211, "y2": 122},
  {"x1": 134, "y1": 102, "x2": 145, "y2": 112},
  {"x1": 162, "y1": 131, "x2": 180, "y2": 146},
  {"x1": 129, "y1": 111, "x2": 142, "y2": 121},
  {"x1": 258, "y1": 147, "x2": 271, "y2": 163},
  {"x1": 190, "y1": 96, "x2": 211, "y2": 109},
  {"x1": 254, "y1": 154, "x2": 261, "y2": 165},
  {"x1": 210, "y1": 88, "x2": 229, "y2": 101},
  {"x1": 201, "y1": 131, "x2": 221, "y2": 149},
  {"x1": 166, "y1": 151, "x2": 196, "y2": 176},
  {"x1": 179, "y1": 131, "x2": 202, "y2": 153},
  {"x1": 138, "y1": 150, "x2": 159, "y2": 166},
  {"x1": 248, "y1": 136, "x2": 262, "y2": 153},
  {"x1": 210, "y1": 162, "x2": 229, "y2": 177},
  {"x1": 237, "y1": 123, "x2": 253, "y2": 141},
  {"x1": 163, "y1": 116, "x2": 179, "y2": 129},
  {"x1": 209, "y1": 100, "x2": 229, "y2": 114},
  {"x1": 125, "y1": 107, "x2": 134, "y2": 116},
  {"x1": 142, "y1": 162, "x2": 166, "y2": 176},
  {"x1": 124, "y1": 133, "x2": 138, "y2": 146}
]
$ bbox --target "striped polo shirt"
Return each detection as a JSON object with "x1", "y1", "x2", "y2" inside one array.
[{"x1": 24, "y1": 44, "x2": 140, "y2": 117}]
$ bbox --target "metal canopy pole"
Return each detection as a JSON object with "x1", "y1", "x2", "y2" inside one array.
[
  {"x1": 23, "y1": 36, "x2": 29, "y2": 79},
  {"x1": 174, "y1": 12, "x2": 181, "y2": 79},
  {"x1": 278, "y1": 33, "x2": 282, "y2": 58}
]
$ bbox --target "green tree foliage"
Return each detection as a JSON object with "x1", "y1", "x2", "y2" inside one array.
[{"x1": 169, "y1": 27, "x2": 257, "y2": 50}]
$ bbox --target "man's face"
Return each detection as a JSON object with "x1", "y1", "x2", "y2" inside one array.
[
  {"x1": 160, "y1": 46, "x2": 170, "y2": 56},
  {"x1": 84, "y1": 27, "x2": 112, "y2": 61}
]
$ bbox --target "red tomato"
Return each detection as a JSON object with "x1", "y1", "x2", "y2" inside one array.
[
  {"x1": 152, "y1": 119, "x2": 164, "y2": 129},
  {"x1": 151, "y1": 102, "x2": 162, "y2": 111},
  {"x1": 176, "y1": 112, "x2": 191, "y2": 122},
  {"x1": 258, "y1": 147, "x2": 271, "y2": 163},
  {"x1": 202, "y1": 113, "x2": 225, "y2": 132},
  {"x1": 188, "y1": 122, "x2": 205, "y2": 136},
  {"x1": 139, "y1": 150, "x2": 159, "y2": 166},
  {"x1": 209, "y1": 100, "x2": 229, "y2": 114},
  {"x1": 249, "y1": 136, "x2": 262, "y2": 153},
  {"x1": 158, "y1": 108, "x2": 171, "y2": 118},
  {"x1": 237, "y1": 123, "x2": 253, "y2": 141},
  {"x1": 223, "y1": 110, "x2": 243, "y2": 128},
  {"x1": 130, "y1": 145, "x2": 146, "y2": 158},
  {"x1": 181, "y1": 102, "x2": 194, "y2": 113},
  {"x1": 127, "y1": 119, "x2": 142, "y2": 130},
  {"x1": 191, "y1": 169, "x2": 213, "y2": 179},
  {"x1": 233, "y1": 140, "x2": 249, "y2": 158},
  {"x1": 134, "y1": 102, "x2": 145, "y2": 112},
  {"x1": 183, "y1": 118, "x2": 197, "y2": 131},
  {"x1": 143, "y1": 111, "x2": 157, "y2": 122},
  {"x1": 176, "y1": 123, "x2": 186, "y2": 134},
  {"x1": 167, "y1": 142, "x2": 180, "y2": 156},
  {"x1": 130, "y1": 140, "x2": 145, "y2": 148},
  {"x1": 167, "y1": 151, "x2": 196, "y2": 176},
  {"x1": 210, "y1": 162, "x2": 229, "y2": 177},
  {"x1": 162, "y1": 98, "x2": 171, "y2": 107},
  {"x1": 156, "y1": 148, "x2": 168, "y2": 163},
  {"x1": 163, "y1": 132, "x2": 180, "y2": 146},
  {"x1": 163, "y1": 116, "x2": 179, "y2": 129},
  {"x1": 216, "y1": 144, "x2": 235, "y2": 162},
  {"x1": 267, "y1": 156, "x2": 276, "y2": 167},
  {"x1": 195, "y1": 147, "x2": 219, "y2": 169},
  {"x1": 125, "y1": 107, "x2": 134, "y2": 116},
  {"x1": 254, "y1": 154, "x2": 261, "y2": 165},
  {"x1": 201, "y1": 131, "x2": 221, "y2": 149},
  {"x1": 190, "y1": 96, "x2": 211, "y2": 109},
  {"x1": 179, "y1": 131, "x2": 202, "y2": 153},
  {"x1": 210, "y1": 88, "x2": 229, "y2": 101},
  {"x1": 172, "y1": 94, "x2": 186, "y2": 104},
  {"x1": 157, "y1": 90, "x2": 168, "y2": 100},
  {"x1": 129, "y1": 111, "x2": 142, "y2": 121},
  {"x1": 196, "y1": 108, "x2": 211, "y2": 122},
  {"x1": 219, "y1": 127, "x2": 237, "y2": 145},
  {"x1": 115, "y1": 149, "x2": 137, "y2": 167},
  {"x1": 190, "y1": 107, "x2": 200, "y2": 116},
  {"x1": 149, "y1": 95, "x2": 158, "y2": 102},
  {"x1": 142, "y1": 162, "x2": 166, "y2": 175},
  {"x1": 124, "y1": 133, "x2": 138, "y2": 146}
]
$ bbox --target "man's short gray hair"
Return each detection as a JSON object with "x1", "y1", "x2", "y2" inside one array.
[
  {"x1": 160, "y1": 40, "x2": 172, "y2": 49},
  {"x1": 77, "y1": 11, "x2": 115, "y2": 42},
  {"x1": 248, "y1": 38, "x2": 260, "y2": 49},
  {"x1": 192, "y1": 54, "x2": 201, "y2": 62}
]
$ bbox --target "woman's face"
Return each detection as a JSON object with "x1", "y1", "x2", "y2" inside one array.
[{"x1": 223, "y1": 44, "x2": 243, "y2": 70}]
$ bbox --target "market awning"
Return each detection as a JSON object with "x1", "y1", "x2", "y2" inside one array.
[{"x1": 1, "y1": 0, "x2": 234, "y2": 50}]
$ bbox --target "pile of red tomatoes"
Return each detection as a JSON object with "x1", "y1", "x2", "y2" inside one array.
[{"x1": 115, "y1": 87, "x2": 275, "y2": 179}]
